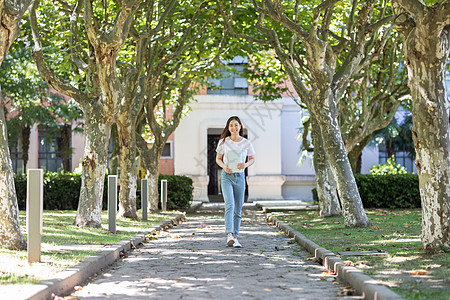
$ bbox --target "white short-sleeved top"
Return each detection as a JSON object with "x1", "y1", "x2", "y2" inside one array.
[{"x1": 216, "y1": 137, "x2": 256, "y2": 173}]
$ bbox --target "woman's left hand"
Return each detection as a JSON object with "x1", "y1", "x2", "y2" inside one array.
[{"x1": 237, "y1": 163, "x2": 246, "y2": 170}]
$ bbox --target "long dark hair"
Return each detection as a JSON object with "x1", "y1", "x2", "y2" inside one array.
[{"x1": 219, "y1": 116, "x2": 244, "y2": 145}]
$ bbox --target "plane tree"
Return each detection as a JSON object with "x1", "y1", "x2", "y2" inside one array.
[
  {"x1": 220, "y1": 0, "x2": 399, "y2": 226},
  {"x1": 0, "y1": 0, "x2": 33, "y2": 250},
  {"x1": 30, "y1": 0, "x2": 142, "y2": 227},
  {"x1": 392, "y1": 0, "x2": 450, "y2": 253}
]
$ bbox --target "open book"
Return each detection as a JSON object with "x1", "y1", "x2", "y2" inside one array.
[{"x1": 228, "y1": 150, "x2": 243, "y2": 173}]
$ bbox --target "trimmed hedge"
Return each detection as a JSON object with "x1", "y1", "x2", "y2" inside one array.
[
  {"x1": 15, "y1": 172, "x2": 193, "y2": 211},
  {"x1": 312, "y1": 174, "x2": 420, "y2": 209},
  {"x1": 158, "y1": 174, "x2": 193, "y2": 210}
]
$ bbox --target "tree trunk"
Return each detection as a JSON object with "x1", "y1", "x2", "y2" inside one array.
[
  {"x1": 348, "y1": 135, "x2": 371, "y2": 174},
  {"x1": 146, "y1": 146, "x2": 163, "y2": 211},
  {"x1": 310, "y1": 90, "x2": 371, "y2": 227},
  {"x1": 403, "y1": 28, "x2": 450, "y2": 253},
  {"x1": 116, "y1": 118, "x2": 138, "y2": 219},
  {"x1": 0, "y1": 0, "x2": 33, "y2": 250},
  {"x1": 74, "y1": 113, "x2": 112, "y2": 228},
  {"x1": 21, "y1": 124, "x2": 30, "y2": 171},
  {"x1": 311, "y1": 119, "x2": 341, "y2": 217},
  {"x1": 0, "y1": 96, "x2": 26, "y2": 250},
  {"x1": 59, "y1": 124, "x2": 71, "y2": 172},
  {"x1": 137, "y1": 136, "x2": 162, "y2": 212}
]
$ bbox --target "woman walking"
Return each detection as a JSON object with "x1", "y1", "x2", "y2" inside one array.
[{"x1": 216, "y1": 116, "x2": 255, "y2": 248}]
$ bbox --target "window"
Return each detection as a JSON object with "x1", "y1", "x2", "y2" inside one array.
[
  {"x1": 9, "y1": 137, "x2": 23, "y2": 173},
  {"x1": 378, "y1": 144, "x2": 415, "y2": 173},
  {"x1": 38, "y1": 126, "x2": 71, "y2": 172},
  {"x1": 207, "y1": 56, "x2": 248, "y2": 95},
  {"x1": 161, "y1": 141, "x2": 173, "y2": 159}
]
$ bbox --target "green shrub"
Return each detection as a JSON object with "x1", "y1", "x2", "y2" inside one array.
[
  {"x1": 311, "y1": 174, "x2": 420, "y2": 209},
  {"x1": 158, "y1": 174, "x2": 193, "y2": 210},
  {"x1": 370, "y1": 156, "x2": 408, "y2": 175},
  {"x1": 15, "y1": 172, "x2": 193, "y2": 211},
  {"x1": 355, "y1": 174, "x2": 420, "y2": 208}
]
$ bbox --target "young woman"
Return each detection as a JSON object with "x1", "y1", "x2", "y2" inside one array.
[{"x1": 216, "y1": 116, "x2": 255, "y2": 248}]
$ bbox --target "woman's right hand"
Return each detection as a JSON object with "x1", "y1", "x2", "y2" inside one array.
[{"x1": 224, "y1": 166, "x2": 233, "y2": 174}]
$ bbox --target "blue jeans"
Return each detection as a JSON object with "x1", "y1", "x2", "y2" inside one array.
[{"x1": 221, "y1": 170, "x2": 246, "y2": 237}]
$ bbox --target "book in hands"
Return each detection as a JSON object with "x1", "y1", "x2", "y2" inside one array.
[{"x1": 227, "y1": 150, "x2": 243, "y2": 173}]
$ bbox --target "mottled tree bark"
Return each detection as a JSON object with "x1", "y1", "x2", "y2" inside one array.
[
  {"x1": 348, "y1": 135, "x2": 371, "y2": 173},
  {"x1": 137, "y1": 135, "x2": 162, "y2": 211},
  {"x1": 0, "y1": 0, "x2": 33, "y2": 250},
  {"x1": 310, "y1": 90, "x2": 370, "y2": 227},
  {"x1": 0, "y1": 94, "x2": 26, "y2": 250},
  {"x1": 311, "y1": 119, "x2": 341, "y2": 217},
  {"x1": 74, "y1": 111, "x2": 112, "y2": 227},
  {"x1": 116, "y1": 117, "x2": 138, "y2": 219},
  {"x1": 393, "y1": 0, "x2": 450, "y2": 252}
]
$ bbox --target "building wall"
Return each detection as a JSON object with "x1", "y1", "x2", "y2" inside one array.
[
  {"x1": 159, "y1": 134, "x2": 175, "y2": 175},
  {"x1": 174, "y1": 94, "x2": 286, "y2": 201}
]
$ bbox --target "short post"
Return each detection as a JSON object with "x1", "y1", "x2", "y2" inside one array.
[
  {"x1": 108, "y1": 175, "x2": 117, "y2": 234},
  {"x1": 27, "y1": 169, "x2": 43, "y2": 263},
  {"x1": 161, "y1": 179, "x2": 167, "y2": 212},
  {"x1": 141, "y1": 179, "x2": 148, "y2": 221}
]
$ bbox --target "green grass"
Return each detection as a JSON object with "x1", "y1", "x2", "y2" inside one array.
[
  {"x1": 0, "y1": 210, "x2": 179, "y2": 285},
  {"x1": 274, "y1": 209, "x2": 450, "y2": 300}
]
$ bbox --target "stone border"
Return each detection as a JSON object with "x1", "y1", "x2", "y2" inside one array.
[
  {"x1": 20, "y1": 214, "x2": 186, "y2": 300},
  {"x1": 267, "y1": 215, "x2": 404, "y2": 300}
]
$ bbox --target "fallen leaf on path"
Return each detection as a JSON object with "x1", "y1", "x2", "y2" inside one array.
[
  {"x1": 322, "y1": 269, "x2": 335, "y2": 275},
  {"x1": 343, "y1": 260, "x2": 355, "y2": 266},
  {"x1": 410, "y1": 270, "x2": 428, "y2": 275}
]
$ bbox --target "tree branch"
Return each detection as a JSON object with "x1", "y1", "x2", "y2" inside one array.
[
  {"x1": 69, "y1": 0, "x2": 88, "y2": 71},
  {"x1": 393, "y1": 0, "x2": 426, "y2": 20},
  {"x1": 30, "y1": 0, "x2": 85, "y2": 103},
  {"x1": 218, "y1": 0, "x2": 272, "y2": 44}
]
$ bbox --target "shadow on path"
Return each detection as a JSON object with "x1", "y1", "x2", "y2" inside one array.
[{"x1": 71, "y1": 204, "x2": 347, "y2": 300}]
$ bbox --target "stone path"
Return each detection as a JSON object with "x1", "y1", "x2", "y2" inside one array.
[{"x1": 70, "y1": 204, "x2": 349, "y2": 300}]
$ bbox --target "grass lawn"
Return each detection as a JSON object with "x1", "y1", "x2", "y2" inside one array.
[
  {"x1": 0, "y1": 210, "x2": 179, "y2": 285},
  {"x1": 273, "y1": 209, "x2": 450, "y2": 300}
]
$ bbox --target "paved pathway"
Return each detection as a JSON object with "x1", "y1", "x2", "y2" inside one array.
[{"x1": 70, "y1": 204, "x2": 347, "y2": 299}]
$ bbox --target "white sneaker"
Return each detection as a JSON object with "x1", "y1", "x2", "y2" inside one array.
[
  {"x1": 227, "y1": 235, "x2": 235, "y2": 247},
  {"x1": 233, "y1": 238, "x2": 242, "y2": 248}
]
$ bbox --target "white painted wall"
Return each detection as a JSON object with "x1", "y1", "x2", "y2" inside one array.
[{"x1": 174, "y1": 94, "x2": 286, "y2": 201}]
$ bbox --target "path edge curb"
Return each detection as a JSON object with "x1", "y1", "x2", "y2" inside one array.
[
  {"x1": 22, "y1": 213, "x2": 186, "y2": 300},
  {"x1": 267, "y1": 215, "x2": 404, "y2": 300}
]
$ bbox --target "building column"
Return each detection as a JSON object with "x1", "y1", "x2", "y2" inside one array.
[
  {"x1": 246, "y1": 175, "x2": 286, "y2": 201},
  {"x1": 190, "y1": 175, "x2": 210, "y2": 202}
]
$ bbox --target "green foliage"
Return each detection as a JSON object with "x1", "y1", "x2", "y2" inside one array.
[
  {"x1": 14, "y1": 172, "x2": 193, "y2": 211},
  {"x1": 370, "y1": 156, "x2": 408, "y2": 175},
  {"x1": 312, "y1": 173, "x2": 420, "y2": 209},
  {"x1": 14, "y1": 172, "x2": 82, "y2": 210},
  {"x1": 158, "y1": 175, "x2": 194, "y2": 211}
]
